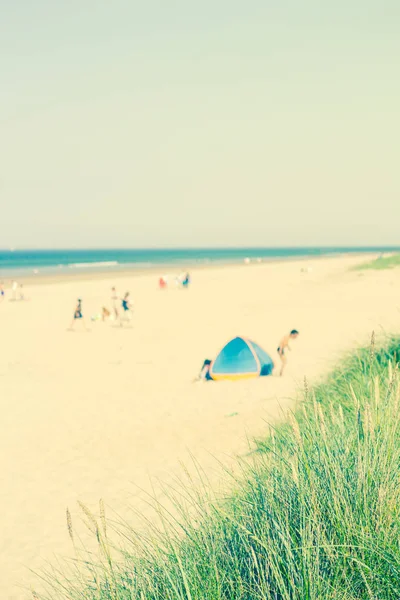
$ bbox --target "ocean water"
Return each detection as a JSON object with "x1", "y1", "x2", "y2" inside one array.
[{"x1": 0, "y1": 247, "x2": 397, "y2": 278}]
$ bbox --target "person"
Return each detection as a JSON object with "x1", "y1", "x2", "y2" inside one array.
[
  {"x1": 277, "y1": 330, "x2": 299, "y2": 376},
  {"x1": 69, "y1": 298, "x2": 88, "y2": 331},
  {"x1": 19, "y1": 283, "x2": 25, "y2": 301},
  {"x1": 11, "y1": 280, "x2": 18, "y2": 301},
  {"x1": 102, "y1": 306, "x2": 111, "y2": 321},
  {"x1": 111, "y1": 287, "x2": 119, "y2": 320},
  {"x1": 197, "y1": 359, "x2": 212, "y2": 381},
  {"x1": 0, "y1": 282, "x2": 4, "y2": 302},
  {"x1": 120, "y1": 292, "x2": 132, "y2": 326},
  {"x1": 181, "y1": 273, "x2": 190, "y2": 288}
]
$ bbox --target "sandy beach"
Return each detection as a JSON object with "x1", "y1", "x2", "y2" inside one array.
[{"x1": 1, "y1": 254, "x2": 400, "y2": 599}]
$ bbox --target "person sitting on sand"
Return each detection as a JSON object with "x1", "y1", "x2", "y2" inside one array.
[
  {"x1": 69, "y1": 298, "x2": 88, "y2": 331},
  {"x1": 277, "y1": 330, "x2": 299, "y2": 376},
  {"x1": 195, "y1": 359, "x2": 213, "y2": 382}
]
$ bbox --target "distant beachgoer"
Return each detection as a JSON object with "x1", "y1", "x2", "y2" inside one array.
[
  {"x1": 19, "y1": 283, "x2": 25, "y2": 301},
  {"x1": 111, "y1": 287, "x2": 119, "y2": 320},
  {"x1": 120, "y1": 292, "x2": 132, "y2": 326},
  {"x1": 11, "y1": 280, "x2": 18, "y2": 301},
  {"x1": 196, "y1": 359, "x2": 212, "y2": 381},
  {"x1": 102, "y1": 306, "x2": 111, "y2": 321},
  {"x1": 277, "y1": 330, "x2": 299, "y2": 376},
  {"x1": 182, "y1": 273, "x2": 190, "y2": 288},
  {"x1": 69, "y1": 298, "x2": 88, "y2": 331},
  {"x1": 0, "y1": 282, "x2": 4, "y2": 302}
]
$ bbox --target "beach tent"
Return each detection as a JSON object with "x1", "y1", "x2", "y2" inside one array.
[{"x1": 209, "y1": 336, "x2": 274, "y2": 381}]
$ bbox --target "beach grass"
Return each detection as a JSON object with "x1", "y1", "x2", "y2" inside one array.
[
  {"x1": 35, "y1": 335, "x2": 400, "y2": 600},
  {"x1": 353, "y1": 253, "x2": 400, "y2": 271}
]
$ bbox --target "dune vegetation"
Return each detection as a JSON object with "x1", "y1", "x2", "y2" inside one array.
[
  {"x1": 35, "y1": 335, "x2": 400, "y2": 600},
  {"x1": 353, "y1": 253, "x2": 400, "y2": 271}
]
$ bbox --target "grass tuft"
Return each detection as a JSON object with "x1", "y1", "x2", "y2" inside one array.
[{"x1": 352, "y1": 253, "x2": 400, "y2": 271}]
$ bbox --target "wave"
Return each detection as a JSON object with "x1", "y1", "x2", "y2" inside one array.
[{"x1": 68, "y1": 261, "x2": 119, "y2": 269}]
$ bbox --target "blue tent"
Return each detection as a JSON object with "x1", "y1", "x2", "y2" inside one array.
[{"x1": 209, "y1": 336, "x2": 274, "y2": 381}]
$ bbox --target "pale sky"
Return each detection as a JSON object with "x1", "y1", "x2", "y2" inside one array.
[{"x1": 1, "y1": 0, "x2": 399, "y2": 248}]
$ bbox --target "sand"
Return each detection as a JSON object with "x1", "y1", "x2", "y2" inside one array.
[{"x1": 0, "y1": 255, "x2": 399, "y2": 599}]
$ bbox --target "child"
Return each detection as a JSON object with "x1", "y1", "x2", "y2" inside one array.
[
  {"x1": 102, "y1": 306, "x2": 111, "y2": 321},
  {"x1": 277, "y1": 330, "x2": 299, "y2": 376}
]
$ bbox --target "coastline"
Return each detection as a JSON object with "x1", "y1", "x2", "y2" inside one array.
[{"x1": 0, "y1": 251, "x2": 379, "y2": 287}]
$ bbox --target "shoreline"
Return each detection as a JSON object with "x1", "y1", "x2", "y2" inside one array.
[{"x1": 0, "y1": 251, "x2": 378, "y2": 287}]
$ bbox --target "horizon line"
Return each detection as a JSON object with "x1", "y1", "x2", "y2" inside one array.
[{"x1": 1, "y1": 245, "x2": 400, "y2": 252}]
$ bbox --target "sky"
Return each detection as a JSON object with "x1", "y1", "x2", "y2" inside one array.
[{"x1": 0, "y1": 0, "x2": 399, "y2": 248}]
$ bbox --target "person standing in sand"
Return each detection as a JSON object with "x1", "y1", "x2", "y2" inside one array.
[
  {"x1": 69, "y1": 298, "x2": 88, "y2": 331},
  {"x1": 0, "y1": 282, "x2": 4, "y2": 302},
  {"x1": 19, "y1": 283, "x2": 26, "y2": 301},
  {"x1": 111, "y1": 287, "x2": 119, "y2": 320},
  {"x1": 277, "y1": 330, "x2": 299, "y2": 376},
  {"x1": 120, "y1": 292, "x2": 132, "y2": 326},
  {"x1": 11, "y1": 280, "x2": 18, "y2": 301}
]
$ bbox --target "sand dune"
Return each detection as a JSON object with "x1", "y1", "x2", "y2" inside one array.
[{"x1": 1, "y1": 255, "x2": 399, "y2": 599}]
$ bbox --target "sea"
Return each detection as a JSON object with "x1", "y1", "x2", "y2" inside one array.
[{"x1": 0, "y1": 247, "x2": 398, "y2": 279}]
